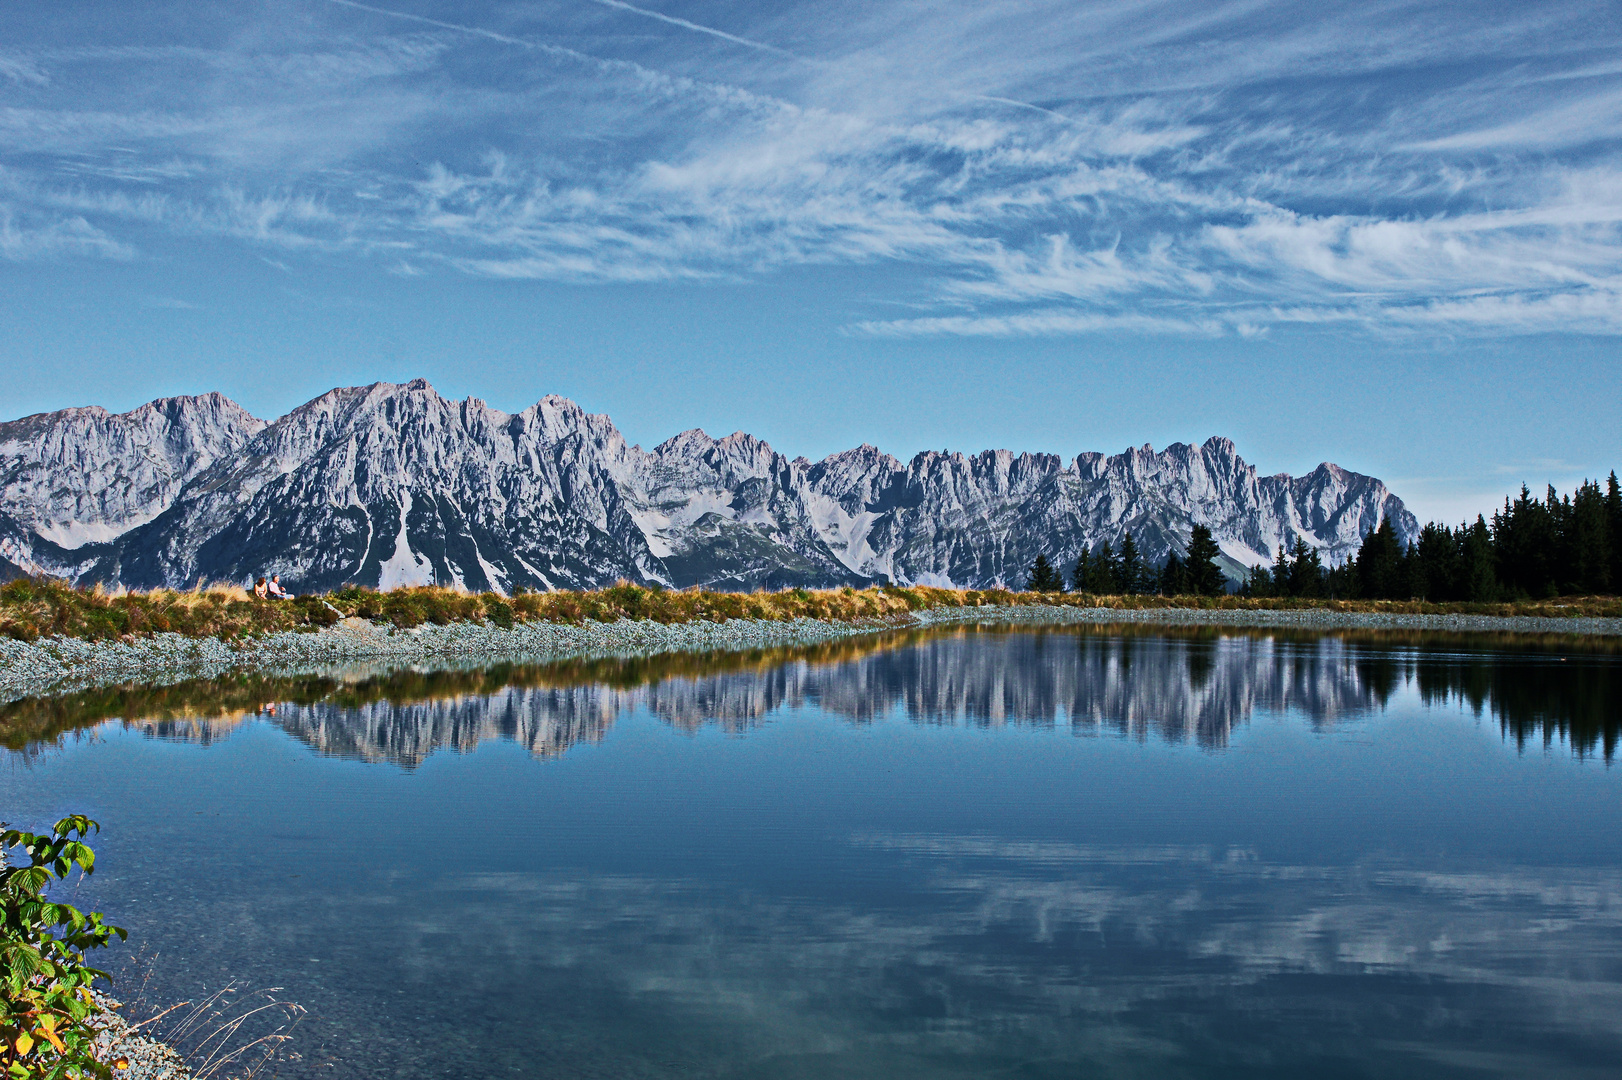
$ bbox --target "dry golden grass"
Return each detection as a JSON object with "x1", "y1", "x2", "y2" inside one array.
[{"x1": 2, "y1": 575, "x2": 1619, "y2": 644}]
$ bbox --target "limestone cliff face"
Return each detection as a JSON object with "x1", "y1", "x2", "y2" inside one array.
[
  {"x1": 113, "y1": 380, "x2": 662, "y2": 593},
  {"x1": 0, "y1": 393, "x2": 265, "y2": 581},
  {"x1": 0, "y1": 379, "x2": 1417, "y2": 590}
]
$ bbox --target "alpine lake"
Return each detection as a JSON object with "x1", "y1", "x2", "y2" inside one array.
[{"x1": 3, "y1": 622, "x2": 1620, "y2": 1080}]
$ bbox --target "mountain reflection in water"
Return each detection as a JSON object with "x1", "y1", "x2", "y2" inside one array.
[{"x1": 5, "y1": 624, "x2": 1618, "y2": 764}]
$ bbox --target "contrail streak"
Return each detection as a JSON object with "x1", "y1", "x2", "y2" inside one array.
[
  {"x1": 324, "y1": 0, "x2": 581, "y2": 58},
  {"x1": 977, "y1": 95, "x2": 1078, "y2": 124},
  {"x1": 319, "y1": 0, "x2": 795, "y2": 112},
  {"x1": 584, "y1": 0, "x2": 804, "y2": 60}
]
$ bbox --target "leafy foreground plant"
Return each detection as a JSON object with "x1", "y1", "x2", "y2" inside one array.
[
  {"x1": 0, "y1": 816, "x2": 126, "y2": 1079},
  {"x1": 1, "y1": 820, "x2": 305, "y2": 1080}
]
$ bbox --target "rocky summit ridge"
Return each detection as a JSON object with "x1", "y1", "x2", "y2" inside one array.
[{"x1": 0, "y1": 379, "x2": 1418, "y2": 592}]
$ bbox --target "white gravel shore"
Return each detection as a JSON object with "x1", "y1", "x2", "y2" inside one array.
[
  {"x1": 89, "y1": 995, "x2": 191, "y2": 1080},
  {"x1": 2, "y1": 604, "x2": 1618, "y2": 703}
]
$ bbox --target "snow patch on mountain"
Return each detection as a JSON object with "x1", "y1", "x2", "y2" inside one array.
[
  {"x1": 34, "y1": 519, "x2": 148, "y2": 549},
  {"x1": 377, "y1": 492, "x2": 434, "y2": 591}
]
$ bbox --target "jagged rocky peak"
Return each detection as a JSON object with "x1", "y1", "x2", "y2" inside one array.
[
  {"x1": 0, "y1": 392, "x2": 265, "y2": 549},
  {"x1": 652, "y1": 428, "x2": 723, "y2": 463},
  {"x1": 0, "y1": 381, "x2": 1420, "y2": 592},
  {"x1": 805, "y1": 444, "x2": 905, "y2": 508},
  {"x1": 525, "y1": 392, "x2": 604, "y2": 437},
  {"x1": 652, "y1": 428, "x2": 781, "y2": 477}
]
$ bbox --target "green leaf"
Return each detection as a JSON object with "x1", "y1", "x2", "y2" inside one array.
[{"x1": 0, "y1": 815, "x2": 122, "y2": 1079}]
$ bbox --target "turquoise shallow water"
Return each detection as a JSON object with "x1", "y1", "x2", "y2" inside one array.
[{"x1": 4, "y1": 626, "x2": 1620, "y2": 1079}]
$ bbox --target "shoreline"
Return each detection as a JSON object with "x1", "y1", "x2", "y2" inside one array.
[
  {"x1": 3, "y1": 604, "x2": 1620, "y2": 703},
  {"x1": 90, "y1": 994, "x2": 191, "y2": 1080}
]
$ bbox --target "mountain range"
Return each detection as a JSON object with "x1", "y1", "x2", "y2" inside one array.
[{"x1": 0, "y1": 379, "x2": 1417, "y2": 592}]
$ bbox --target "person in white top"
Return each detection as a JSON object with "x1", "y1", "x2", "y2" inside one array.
[{"x1": 268, "y1": 574, "x2": 290, "y2": 599}]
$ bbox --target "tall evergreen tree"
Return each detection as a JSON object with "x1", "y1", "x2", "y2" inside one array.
[
  {"x1": 1411, "y1": 522, "x2": 1461, "y2": 601},
  {"x1": 1071, "y1": 549, "x2": 1092, "y2": 593},
  {"x1": 1272, "y1": 540, "x2": 1293, "y2": 597},
  {"x1": 1288, "y1": 538, "x2": 1324, "y2": 597},
  {"x1": 1185, "y1": 525, "x2": 1225, "y2": 596},
  {"x1": 1493, "y1": 485, "x2": 1558, "y2": 599},
  {"x1": 1356, "y1": 518, "x2": 1405, "y2": 600},
  {"x1": 1118, "y1": 533, "x2": 1143, "y2": 595},
  {"x1": 1090, "y1": 540, "x2": 1118, "y2": 594},
  {"x1": 1608, "y1": 472, "x2": 1622, "y2": 594},
  {"x1": 1026, "y1": 553, "x2": 1063, "y2": 593},
  {"x1": 1159, "y1": 552, "x2": 1187, "y2": 596},
  {"x1": 1243, "y1": 563, "x2": 1271, "y2": 597},
  {"x1": 1463, "y1": 515, "x2": 1498, "y2": 601},
  {"x1": 1571, "y1": 479, "x2": 1612, "y2": 595}
]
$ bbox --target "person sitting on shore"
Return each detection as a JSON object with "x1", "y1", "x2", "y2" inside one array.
[
  {"x1": 253, "y1": 577, "x2": 269, "y2": 600},
  {"x1": 268, "y1": 574, "x2": 290, "y2": 599}
]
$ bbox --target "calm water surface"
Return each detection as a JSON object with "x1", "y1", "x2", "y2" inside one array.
[{"x1": 3, "y1": 625, "x2": 1621, "y2": 1079}]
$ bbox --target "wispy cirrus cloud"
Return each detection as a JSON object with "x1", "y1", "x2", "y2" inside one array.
[
  {"x1": 0, "y1": 53, "x2": 49, "y2": 86},
  {"x1": 850, "y1": 310, "x2": 1231, "y2": 339},
  {"x1": 1, "y1": 0, "x2": 1619, "y2": 337},
  {"x1": 0, "y1": 205, "x2": 132, "y2": 260}
]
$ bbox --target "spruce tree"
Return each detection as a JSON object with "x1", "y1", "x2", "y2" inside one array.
[
  {"x1": 1608, "y1": 472, "x2": 1622, "y2": 594},
  {"x1": 1293, "y1": 540, "x2": 1324, "y2": 597},
  {"x1": 1412, "y1": 522, "x2": 1461, "y2": 601},
  {"x1": 1026, "y1": 553, "x2": 1062, "y2": 593},
  {"x1": 1494, "y1": 485, "x2": 1558, "y2": 599},
  {"x1": 1464, "y1": 515, "x2": 1498, "y2": 601},
  {"x1": 1071, "y1": 549, "x2": 1092, "y2": 593},
  {"x1": 1356, "y1": 518, "x2": 1404, "y2": 600},
  {"x1": 1324, "y1": 555, "x2": 1357, "y2": 599},
  {"x1": 1569, "y1": 480, "x2": 1610, "y2": 594},
  {"x1": 1159, "y1": 552, "x2": 1187, "y2": 596},
  {"x1": 1243, "y1": 564, "x2": 1270, "y2": 597},
  {"x1": 1091, "y1": 540, "x2": 1118, "y2": 594},
  {"x1": 1272, "y1": 541, "x2": 1293, "y2": 597},
  {"x1": 1185, "y1": 525, "x2": 1225, "y2": 596},
  {"x1": 1118, "y1": 533, "x2": 1143, "y2": 595}
]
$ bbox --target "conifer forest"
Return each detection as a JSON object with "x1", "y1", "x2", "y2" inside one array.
[{"x1": 1029, "y1": 472, "x2": 1622, "y2": 601}]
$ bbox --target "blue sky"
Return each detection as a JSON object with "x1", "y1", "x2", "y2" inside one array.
[{"x1": 2, "y1": 0, "x2": 1619, "y2": 524}]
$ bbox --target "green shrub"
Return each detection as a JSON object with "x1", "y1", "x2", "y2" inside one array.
[
  {"x1": 1, "y1": 816, "x2": 126, "y2": 1079},
  {"x1": 331, "y1": 587, "x2": 383, "y2": 620},
  {"x1": 0, "y1": 580, "x2": 35, "y2": 604},
  {"x1": 292, "y1": 597, "x2": 340, "y2": 628},
  {"x1": 602, "y1": 583, "x2": 648, "y2": 619},
  {"x1": 482, "y1": 596, "x2": 514, "y2": 629},
  {"x1": 421, "y1": 593, "x2": 455, "y2": 626},
  {"x1": 380, "y1": 592, "x2": 424, "y2": 628}
]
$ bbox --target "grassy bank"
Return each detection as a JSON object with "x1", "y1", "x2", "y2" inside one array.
[{"x1": 3, "y1": 577, "x2": 1621, "y2": 644}]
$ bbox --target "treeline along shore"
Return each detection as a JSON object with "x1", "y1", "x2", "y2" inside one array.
[
  {"x1": 1240, "y1": 473, "x2": 1622, "y2": 602},
  {"x1": 1034, "y1": 471, "x2": 1622, "y2": 603},
  {"x1": 3, "y1": 576, "x2": 1620, "y2": 645}
]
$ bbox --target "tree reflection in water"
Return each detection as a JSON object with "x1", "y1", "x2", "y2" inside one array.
[{"x1": 3, "y1": 625, "x2": 1618, "y2": 764}]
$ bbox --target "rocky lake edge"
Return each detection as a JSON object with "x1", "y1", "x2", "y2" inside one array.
[{"x1": 3, "y1": 594, "x2": 1620, "y2": 703}]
